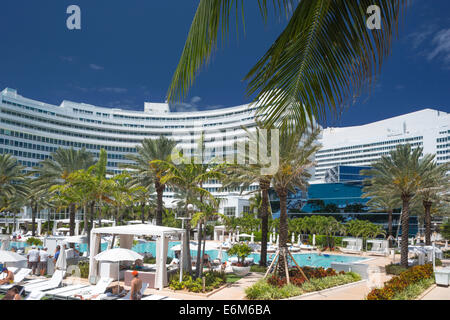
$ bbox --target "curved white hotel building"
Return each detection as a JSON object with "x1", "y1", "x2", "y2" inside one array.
[
  {"x1": 313, "y1": 108, "x2": 450, "y2": 183},
  {"x1": 0, "y1": 87, "x2": 261, "y2": 217},
  {"x1": 2, "y1": 87, "x2": 448, "y2": 216}
]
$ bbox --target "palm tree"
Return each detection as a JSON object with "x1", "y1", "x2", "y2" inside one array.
[
  {"x1": 362, "y1": 186, "x2": 401, "y2": 247},
  {"x1": 361, "y1": 145, "x2": 435, "y2": 268},
  {"x1": 154, "y1": 157, "x2": 226, "y2": 277},
  {"x1": 34, "y1": 148, "x2": 95, "y2": 236},
  {"x1": 0, "y1": 154, "x2": 29, "y2": 203},
  {"x1": 26, "y1": 181, "x2": 51, "y2": 236},
  {"x1": 224, "y1": 126, "x2": 275, "y2": 266},
  {"x1": 271, "y1": 127, "x2": 320, "y2": 276},
  {"x1": 124, "y1": 136, "x2": 177, "y2": 226},
  {"x1": 168, "y1": 1, "x2": 407, "y2": 132},
  {"x1": 416, "y1": 162, "x2": 449, "y2": 245},
  {"x1": 191, "y1": 199, "x2": 225, "y2": 276}
]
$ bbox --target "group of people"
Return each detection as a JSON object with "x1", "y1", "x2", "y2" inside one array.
[{"x1": 26, "y1": 245, "x2": 50, "y2": 276}]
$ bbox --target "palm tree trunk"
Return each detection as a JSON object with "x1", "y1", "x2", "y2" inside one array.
[
  {"x1": 87, "y1": 201, "x2": 95, "y2": 251},
  {"x1": 423, "y1": 200, "x2": 432, "y2": 246},
  {"x1": 69, "y1": 203, "x2": 76, "y2": 236},
  {"x1": 155, "y1": 179, "x2": 164, "y2": 226},
  {"x1": 196, "y1": 222, "x2": 203, "y2": 278},
  {"x1": 259, "y1": 185, "x2": 270, "y2": 267},
  {"x1": 31, "y1": 203, "x2": 37, "y2": 236},
  {"x1": 185, "y1": 203, "x2": 192, "y2": 274},
  {"x1": 400, "y1": 196, "x2": 411, "y2": 268},
  {"x1": 388, "y1": 209, "x2": 393, "y2": 248},
  {"x1": 83, "y1": 205, "x2": 88, "y2": 234},
  {"x1": 141, "y1": 201, "x2": 146, "y2": 223},
  {"x1": 277, "y1": 188, "x2": 289, "y2": 277}
]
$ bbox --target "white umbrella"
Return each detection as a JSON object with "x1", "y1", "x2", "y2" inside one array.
[
  {"x1": 238, "y1": 233, "x2": 251, "y2": 238},
  {"x1": 250, "y1": 232, "x2": 255, "y2": 243},
  {"x1": 55, "y1": 247, "x2": 67, "y2": 271},
  {"x1": 94, "y1": 248, "x2": 142, "y2": 263},
  {"x1": 0, "y1": 250, "x2": 27, "y2": 265},
  {"x1": 94, "y1": 248, "x2": 143, "y2": 293},
  {"x1": 64, "y1": 235, "x2": 88, "y2": 244},
  {"x1": 297, "y1": 235, "x2": 302, "y2": 246},
  {"x1": 312, "y1": 234, "x2": 316, "y2": 247},
  {"x1": 291, "y1": 233, "x2": 295, "y2": 244}
]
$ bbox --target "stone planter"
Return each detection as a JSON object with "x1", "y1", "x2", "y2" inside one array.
[{"x1": 232, "y1": 265, "x2": 251, "y2": 276}]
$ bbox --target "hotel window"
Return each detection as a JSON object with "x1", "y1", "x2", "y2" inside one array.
[{"x1": 224, "y1": 207, "x2": 236, "y2": 217}]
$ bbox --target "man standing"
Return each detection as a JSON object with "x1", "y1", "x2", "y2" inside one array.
[
  {"x1": 39, "y1": 247, "x2": 49, "y2": 276},
  {"x1": 130, "y1": 270, "x2": 142, "y2": 300},
  {"x1": 27, "y1": 245, "x2": 40, "y2": 275}
]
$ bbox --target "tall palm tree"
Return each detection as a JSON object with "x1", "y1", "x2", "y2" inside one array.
[
  {"x1": 224, "y1": 126, "x2": 276, "y2": 266},
  {"x1": 168, "y1": 1, "x2": 407, "y2": 132},
  {"x1": 362, "y1": 186, "x2": 401, "y2": 247},
  {"x1": 0, "y1": 154, "x2": 29, "y2": 203},
  {"x1": 361, "y1": 145, "x2": 435, "y2": 268},
  {"x1": 271, "y1": 127, "x2": 321, "y2": 276},
  {"x1": 34, "y1": 148, "x2": 95, "y2": 236},
  {"x1": 416, "y1": 162, "x2": 449, "y2": 245},
  {"x1": 154, "y1": 157, "x2": 226, "y2": 277},
  {"x1": 124, "y1": 136, "x2": 177, "y2": 226},
  {"x1": 191, "y1": 199, "x2": 225, "y2": 277}
]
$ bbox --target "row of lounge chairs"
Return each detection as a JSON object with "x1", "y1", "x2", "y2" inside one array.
[{"x1": 0, "y1": 267, "x2": 165, "y2": 300}]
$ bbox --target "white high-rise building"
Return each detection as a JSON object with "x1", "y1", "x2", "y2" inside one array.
[
  {"x1": 0, "y1": 88, "x2": 262, "y2": 218},
  {"x1": 313, "y1": 109, "x2": 450, "y2": 183}
]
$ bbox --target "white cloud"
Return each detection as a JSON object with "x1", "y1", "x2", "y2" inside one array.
[
  {"x1": 98, "y1": 87, "x2": 128, "y2": 94},
  {"x1": 427, "y1": 28, "x2": 450, "y2": 65},
  {"x1": 89, "y1": 64, "x2": 104, "y2": 70}
]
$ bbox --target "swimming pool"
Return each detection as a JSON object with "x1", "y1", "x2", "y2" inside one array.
[{"x1": 9, "y1": 241, "x2": 367, "y2": 268}]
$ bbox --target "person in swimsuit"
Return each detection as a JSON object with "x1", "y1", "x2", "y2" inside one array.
[
  {"x1": 2, "y1": 286, "x2": 21, "y2": 300},
  {"x1": 202, "y1": 253, "x2": 211, "y2": 269},
  {"x1": 0, "y1": 267, "x2": 14, "y2": 285},
  {"x1": 130, "y1": 270, "x2": 142, "y2": 300}
]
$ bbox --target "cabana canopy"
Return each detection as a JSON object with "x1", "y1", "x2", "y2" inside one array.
[{"x1": 88, "y1": 224, "x2": 186, "y2": 290}]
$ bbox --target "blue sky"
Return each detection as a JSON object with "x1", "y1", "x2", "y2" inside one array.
[{"x1": 0, "y1": 0, "x2": 449, "y2": 127}]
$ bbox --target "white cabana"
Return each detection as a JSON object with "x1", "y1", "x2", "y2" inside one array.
[{"x1": 88, "y1": 224, "x2": 186, "y2": 290}]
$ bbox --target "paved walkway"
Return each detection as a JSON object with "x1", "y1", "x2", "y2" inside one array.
[{"x1": 420, "y1": 286, "x2": 450, "y2": 300}]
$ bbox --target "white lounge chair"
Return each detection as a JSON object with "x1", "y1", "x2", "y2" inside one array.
[
  {"x1": 59, "y1": 277, "x2": 113, "y2": 299},
  {"x1": 25, "y1": 290, "x2": 46, "y2": 300},
  {"x1": 117, "y1": 282, "x2": 149, "y2": 300},
  {"x1": 340, "y1": 238, "x2": 363, "y2": 254},
  {"x1": 45, "y1": 284, "x2": 90, "y2": 297},
  {"x1": 367, "y1": 240, "x2": 389, "y2": 256},
  {"x1": 0, "y1": 268, "x2": 32, "y2": 290},
  {"x1": 24, "y1": 270, "x2": 65, "y2": 292}
]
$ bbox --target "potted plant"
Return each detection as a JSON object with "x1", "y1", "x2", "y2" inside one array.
[{"x1": 227, "y1": 243, "x2": 252, "y2": 276}]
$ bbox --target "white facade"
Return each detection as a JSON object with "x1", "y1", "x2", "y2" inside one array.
[
  {"x1": 313, "y1": 109, "x2": 450, "y2": 183},
  {"x1": 0, "y1": 88, "x2": 260, "y2": 218}
]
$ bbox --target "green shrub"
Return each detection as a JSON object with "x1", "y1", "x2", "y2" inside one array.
[
  {"x1": 26, "y1": 237, "x2": 43, "y2": 247},
  {"x1": 77, "y1": 261, "x2": 89, "y2": 279},
  {"x1": 367, "y1": 264, "x2": 434, "y2": 300},
  {"x1": 308, "y1": 235, "x2": 343, "y2": 249},
  {"x1": 246, "y1": 272, "x2": 361, "y2": 300},
  {"x1": 227, "y1": 243, "x2": 252, "y2": 266},
  {"x1": 245, "y1": 280, "x2": 303, "y2": 300},
  {"x1": 169, "y1": 271, "x2": 226, "y2": 293},
  {"x1": 250, "y1": 265, "x2": 267, "y2": 273},
  {"x1": 444, "y1": 251, "x2": 450, "y2": 259},
  {"x1": 385, "y1": 263, "x2": 408, "y2": 275},
  {"x1": 391, "y1": 278, "x2": 435, "y2": 300}
]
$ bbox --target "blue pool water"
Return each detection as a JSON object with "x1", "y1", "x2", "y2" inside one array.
[{"x1": 9, "y1": 241, "x2": 367, "y2": 268}]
